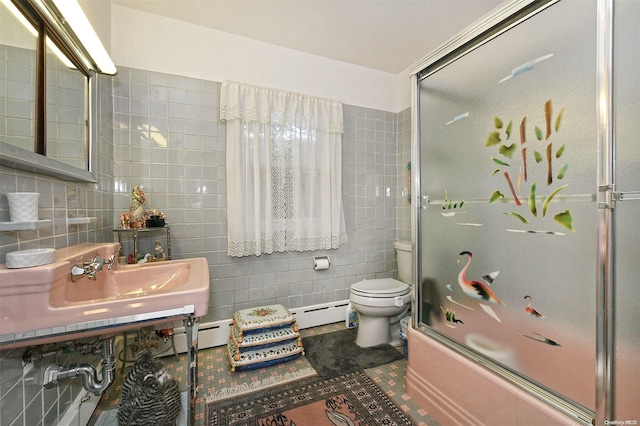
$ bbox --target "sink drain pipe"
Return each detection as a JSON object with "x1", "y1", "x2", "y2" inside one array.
[{"x1": 43, "y1": 337, "x2": 116, "y2": 396}]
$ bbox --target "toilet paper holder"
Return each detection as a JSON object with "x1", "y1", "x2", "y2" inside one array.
[{"x1": 313, "y1": 256, "x2": 330, "y2": 270}]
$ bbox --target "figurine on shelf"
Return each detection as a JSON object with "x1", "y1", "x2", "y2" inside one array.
[
  {"x1": 154, "y1": 240, "x2": 166, "y2": 261},
  {"x1": 120, "y1": 212, "x2": 131, "y2": 230},
  {"x1": 130, "y1": 186, "x2": 146, "y2": 228}
]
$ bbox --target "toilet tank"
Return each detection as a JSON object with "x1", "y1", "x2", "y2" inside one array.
[{"x1": 394, "y1": 240, "x2": 412, "y2": 285}]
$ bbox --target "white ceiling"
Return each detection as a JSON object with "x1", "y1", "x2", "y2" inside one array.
[{"x1": 108, "y1": 0, "x2": 504, "y2": 74}]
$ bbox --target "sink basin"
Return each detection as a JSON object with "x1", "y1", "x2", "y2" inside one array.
[
  {"x1": 0, "y1": 243, "x2": 210, "y2": 349},
  {"x1": 58, "y1": 261, "x2": 193, "y2": 303}
]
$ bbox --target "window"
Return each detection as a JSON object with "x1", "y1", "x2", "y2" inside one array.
[{"x1": 220, "y1": 81, "x2": 348, "y2": 257}]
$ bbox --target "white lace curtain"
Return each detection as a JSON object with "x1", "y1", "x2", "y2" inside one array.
[{"x1": 220, "y1": 81, "x2": 348, "y2": 257}]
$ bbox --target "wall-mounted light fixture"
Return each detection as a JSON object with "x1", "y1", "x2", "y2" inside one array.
[
  {"x1": 26, "y1": 0, "x2": 117, "y2": 75},
  {"x1": 49, "y1": 0, "x2": 116, "y2": 75}
]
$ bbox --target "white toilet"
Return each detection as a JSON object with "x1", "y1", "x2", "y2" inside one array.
[{"x1": 350, "y1": 240, "x2": 412, "y2": 347}]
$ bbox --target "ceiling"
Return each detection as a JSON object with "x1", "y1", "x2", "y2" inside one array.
[{"x1": 108, "y1": 0, "x2": 504, "y2": 74}]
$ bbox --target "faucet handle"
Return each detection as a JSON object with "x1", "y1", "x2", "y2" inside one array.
[
  {"x1": 105, "y1": 255, "x2": 116, "y2": 270},
  {"x1": 71, "y1": 265, "x2": 87, "y2": 276}
]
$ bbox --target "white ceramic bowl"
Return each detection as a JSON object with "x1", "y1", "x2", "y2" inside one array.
[{"x1": 6, "y1": 248, "x2": 55, "y2": 269}]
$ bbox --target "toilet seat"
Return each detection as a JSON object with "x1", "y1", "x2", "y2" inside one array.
[{"x1": 350, "y1": 278, "x2": 410, "y2": 298}]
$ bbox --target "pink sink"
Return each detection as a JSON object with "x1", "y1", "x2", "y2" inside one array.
[{"x1": 0, "y1": 243, "x2": 210, "y2": 349}]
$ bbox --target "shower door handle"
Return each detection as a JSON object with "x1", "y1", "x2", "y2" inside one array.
[{"x1": 615, "y1": 190, "x2": 640, "y2": 201}]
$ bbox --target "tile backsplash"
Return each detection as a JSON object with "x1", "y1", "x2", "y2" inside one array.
[{"x1": 0, "y1": 67, "x2": 411, "y2": 425}]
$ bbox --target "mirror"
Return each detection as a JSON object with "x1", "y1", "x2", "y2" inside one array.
[
  {"x1": 1, "y1": 0, "x2": 37, "y2": 152},
  {"x1": 0, "y1": 0, "x2": 100, "y2": 182},
  {"x1": 46, "y1": 35, "x2": 89, "y2": 171}
]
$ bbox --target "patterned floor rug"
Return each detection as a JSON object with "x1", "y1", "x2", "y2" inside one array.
[{"x1": 206, "y1": 370, "x2": 417, "y2": 426}]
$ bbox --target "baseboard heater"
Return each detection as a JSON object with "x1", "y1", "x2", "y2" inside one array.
[{"x1": 172, "y1": 300, "x2": 349, "y2": 353}]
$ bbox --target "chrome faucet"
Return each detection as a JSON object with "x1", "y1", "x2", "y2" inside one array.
[{"x1": 71, "y1": 255, "x2": 116, "y2": 281}]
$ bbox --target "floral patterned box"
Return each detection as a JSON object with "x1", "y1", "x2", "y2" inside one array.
[{"x1": 227, "y1": 304, "x2": 304, "y2": 372}]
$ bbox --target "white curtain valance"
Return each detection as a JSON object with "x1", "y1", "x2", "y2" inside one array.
[{"x1": 219, "y1": 81, "x2": 344, "y2": 134}]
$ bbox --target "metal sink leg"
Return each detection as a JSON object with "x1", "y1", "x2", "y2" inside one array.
[{"x1": 184, "y1": 316, "x2": 199, "y2": 426}]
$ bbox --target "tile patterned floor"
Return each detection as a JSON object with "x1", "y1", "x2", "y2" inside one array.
[{"x1": 89, "y1": 322, "x2": 438, "y2": 426}]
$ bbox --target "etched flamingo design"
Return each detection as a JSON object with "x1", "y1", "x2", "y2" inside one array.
[{"x1": 458, "y1": 251, "x2": 505, "y2": 305}]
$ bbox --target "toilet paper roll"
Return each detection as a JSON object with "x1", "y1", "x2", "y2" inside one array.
[{"x1": 313, "y1": 256, "x2": 330, "y2": 270}]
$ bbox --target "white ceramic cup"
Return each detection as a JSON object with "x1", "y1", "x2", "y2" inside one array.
[{"x1": 6, "y1": 192, "x2": 39, "y2": 222}]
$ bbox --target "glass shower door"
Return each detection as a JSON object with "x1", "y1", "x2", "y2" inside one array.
[{"x1": 416, "y1": 0, "x2": 597, "y2": 413}]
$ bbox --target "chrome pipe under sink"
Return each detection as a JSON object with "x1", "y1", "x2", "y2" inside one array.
[{"x1": 43, "y1": 337, "x2": 116, "y2": 396}]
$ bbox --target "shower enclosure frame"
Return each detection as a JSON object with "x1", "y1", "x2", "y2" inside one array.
[{"x1": 409, "y1": 0, "x2": 623, "y2": 423}]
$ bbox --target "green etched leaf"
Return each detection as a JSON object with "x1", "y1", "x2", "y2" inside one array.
[
  {"x1": 555, "y1": 108, "x2": 564, "y2": 132},
  {"x1": 490, "y1": 190, "x2": 505, "y2": 203},
  {"x1": 557, "y1": 164, "x2": 568, "y2": 180},
  {"x1": 554, "y1": 210, "x2": 575, "y2": 231},
  {"x1": 486, "y1": 131, "x2": 501, "y2": 147},
  {"x1": 503, "y1": 212, "x2": 529, "y2": 224},
  {"x1": 542, "y1": 184, "x2": 568, "y2": 217},
  {"x1": 494, "y1": 116, "x2": 503, "y2": 129},
  {"x1": 555, "y1": 144, "x2": 566, "y2": 158},
  {"x1": 529, "y1": 183, "x2": 537, "y2": 217},
  {"x1": 491, "y1": 168, "x2": 501, "y2": 177},
  {"x1": 492, "y1": 157, "x2": 510, "y2": 167},
  {"x1": 534, "y1": 150, "x2": 543, "y2": 163},
  {"x1": 499, "y1": 143, "x2": 516, "y2": 158},
  {"x1": 535, "y1": 126, "x2": 543, "y2": 140},
  {"x1": 505, "y1": 121, "x2": 513, "y2": 139}
]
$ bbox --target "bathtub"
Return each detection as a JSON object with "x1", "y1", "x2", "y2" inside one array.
[{"x1": 406, "y1": 325, "x2": 586, "y2": 425}]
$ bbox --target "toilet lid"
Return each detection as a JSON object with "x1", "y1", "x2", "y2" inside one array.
[{"x1": 350, "y1": 278, "x2": 410, "y2": 297}]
